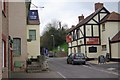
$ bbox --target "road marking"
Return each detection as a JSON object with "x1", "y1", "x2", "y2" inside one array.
[
  {"x1": 107, "y1": 68, "x2": 116, "y2": 71},
  {"x1": 57, "y1": 72, "x2": 66, "y2": 78},
  {"x1": 83, "y1": 65, "x2": 119, "y2": 76}
]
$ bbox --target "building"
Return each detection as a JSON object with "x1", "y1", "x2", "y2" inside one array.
[
  {"x1": 0, "y1": 1, "x2": 2, "y2": 79},
  {"x1": 110, "y1": 31, "x2": 120, "y2": 60},
  {"x1": 66, "y1": 3, "x2": 120, "y2": 60},
  {"x1": 0, "y1": 1, "x2": 31, "y2": 79},
  {"x1": 100, "y1": 12, "x2": 120, "y2": 59},
  {"x1": 1, "y1": 1, "x2": 9, "y2": 78},
  {"x1": 8, "y1": 2, "x2": 30, "y2": 72},
  {"x1": 27, "y1": 10, "x2": 40, "y2": 59}
]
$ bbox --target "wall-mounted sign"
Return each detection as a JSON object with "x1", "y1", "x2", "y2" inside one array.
[
  {"x1": 66, "y1": 35, "x2": 72, "y2": 43},
  {"x1": 86, "y1": 38, "x2": 99, "y2": 44},
  {"x1": 28, "y1": 10, "x2": 39, "y2": 20}
]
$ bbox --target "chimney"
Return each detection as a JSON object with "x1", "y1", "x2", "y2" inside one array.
[
  {"x1": 72, "y1": 25, "x2": 75, "y2": 28},
  {"x1": 95, "y1": 2, "x2": 103, "y2": 11},
  {"x1": 78, "y1": 14, "x2": 84, "y2": 23}
]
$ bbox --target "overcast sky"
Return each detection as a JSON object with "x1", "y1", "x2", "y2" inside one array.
[{"x1": 30, "y1": 0, "x2": 119, "y2": 36}]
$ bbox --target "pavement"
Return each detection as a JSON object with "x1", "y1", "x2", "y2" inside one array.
[
  {"x1": 87, "y1": 60, "x2": 120, "y2": 73},
  {"x1": 11, "y1": 70, "x2": 63, "y2": 78}
]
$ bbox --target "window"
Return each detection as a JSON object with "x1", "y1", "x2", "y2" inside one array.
[
  {"x1": 78, "y1": 46, "x2": 81, "y2": 53},
  {"x1": 102, "y1": 45, "x2": 107, "y2": 51},
  {"x1": 73, "y1": 30, "x2": 76, "y2": 40},
  {"x1": 29, "y1": 30, "x2": 36, "y2": 40},
  {"x1": 13, "y1": 38, "x2": 21, "y2": 56},
  {"x1": 77, "y1": 29, "x2": 80, "y2": 39},
  {"x1": 89, "y1": 47, "x2": 97, "y2": 53},
  {"x1": 102, "y1": 24, "x2": 105, "y2": 32}
]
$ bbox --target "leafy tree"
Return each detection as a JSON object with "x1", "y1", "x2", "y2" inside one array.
[{"x1": 40, "y1": 20, "x2": 68, "y2": 51}]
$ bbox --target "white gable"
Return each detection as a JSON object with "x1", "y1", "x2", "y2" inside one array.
[
  {"x1": 93, "y1": 14, "x2": 99, "y2": 22},
  {"x1": 100, "y1": 13, "x2": 107, "y2": 21},
  {"x1": 88, "y1": 19, "x2": 98, "y2": 24},
  {"x1": 101, "y1": 10, "x2": 106, "y2": 13}
]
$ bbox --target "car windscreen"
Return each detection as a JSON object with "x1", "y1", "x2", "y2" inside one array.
[{"x1": 75, "y1": 53, "x2": 85, "y2": 58}]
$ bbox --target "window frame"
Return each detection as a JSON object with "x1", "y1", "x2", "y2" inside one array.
[
  {"x1": 29, "y1": 30, "x2": 36, "y2": 41},
  {"x1": 102, "y1": 45, "x2": 107, "y2": 51},
  {"x1": 13, "y1": 38, "x2": 21, "y2": 56},
  {"x1": 89, "y1": 47, "x2": 97, "y2": 53},
  {"x1": 102, "y1": 23, "x2": 105, "y2": 32}
]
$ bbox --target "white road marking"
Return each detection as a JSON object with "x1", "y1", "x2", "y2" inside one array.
[
  {"x1": 57, "y1": 72, "x2": 66, "y2": 78},
  {"x1": 107, "y1": 68, "x2": 116, "y2": 71},
  {"x1": 83, "y1": 65, "x2": 119, "y2": 76}
]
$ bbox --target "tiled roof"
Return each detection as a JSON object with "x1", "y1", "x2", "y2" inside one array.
[
  {"x1": 28, "y1": 20, "x2": 40, "y2": 25},
  {"x1": 101, "y1": 12, "x2": 120, "y2": 23},
  {"x1": 111, "y1": 31, "x2": 120, "y2": 42},
  {"x1": 107, "y1": 12, "x2": 120, "y2": 21},
  {"x1": 67, "y1": 7, "x2": 108, "y2": 33}
]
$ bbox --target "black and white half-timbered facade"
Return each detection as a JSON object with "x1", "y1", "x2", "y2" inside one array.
[{"x1": 66, "y1": 3, "x2": 120, "y2": 59}]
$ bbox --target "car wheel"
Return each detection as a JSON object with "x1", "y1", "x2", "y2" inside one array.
[
  {"x1": 72, "y1": 61, "x2": 74, "y2": 65},
  {"x1": 67, "y1": 61, "x2": 69, "y2": 64},
  {"x1": 83, "y1": 62, "x2": 86, "y2": 65}
]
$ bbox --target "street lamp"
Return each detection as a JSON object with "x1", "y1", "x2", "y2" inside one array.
[{"x1": 51, "y1": 35, "x2": 55, "y2": 50}]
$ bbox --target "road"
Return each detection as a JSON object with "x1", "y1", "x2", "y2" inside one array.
[
  {"x1": 11, "y1": 57, "x2": 119, "y2": 79},
  {"x1": 47, "y1": 57, "x2": 119, "y2": 78}
]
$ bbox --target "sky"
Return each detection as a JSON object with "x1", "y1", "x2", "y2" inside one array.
[{"x1": 30, "y1": 0, "x2": 119, "y2": 36}]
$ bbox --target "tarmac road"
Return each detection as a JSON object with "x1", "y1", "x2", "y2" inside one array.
[{"x1": 48, "y1": 57, "x2": 119, "y2": 78}]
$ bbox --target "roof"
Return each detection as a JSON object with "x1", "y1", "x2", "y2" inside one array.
[
  {"x1": 101, "y1": 12, "x2": 120, "y2": 23},
  {"x1": 67, "y1": 7, "x2": 109, "y2": 33},
  {"x1": 27, "y1": 10, "x2": 40, "y2": 25},
  {"x1": 111, "y1": 31, "x2": 120, "y2": 43}
]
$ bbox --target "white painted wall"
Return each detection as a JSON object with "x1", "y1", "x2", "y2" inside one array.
[
  {"x1": 93, "y1": 14, "x2": 98, "y2": 22},
  {"x1": 111, "y1": 43, "x2": 120, "y2": 58},
  {"x1": 101, "y1": 22, "x2": 119, "y2": 56},
  {"x1": 87, "y1": 46, "x2": 101, "y2": 58},
  {"x1": 27, "y1": 25, "x2": 40, "y2": 58}
]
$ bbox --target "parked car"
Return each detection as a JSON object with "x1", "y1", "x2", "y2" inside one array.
[
  {"x1": 48, "y1": 51, "x2": 54, "y2": 57},
  {"x1": 67, "y1": 53, "x2": 86, "y2": 65}
]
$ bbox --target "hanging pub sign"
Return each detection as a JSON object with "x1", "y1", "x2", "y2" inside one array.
[
  {"x1": 28, "y1": 10, "x2": 39, "y2": 20},
  {"x1": 86, "y1": 38, "x2": 99, "y2": 44}
]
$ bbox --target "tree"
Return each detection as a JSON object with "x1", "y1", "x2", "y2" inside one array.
[{"x1": 40, "y1": 20, "x2": 68, "y2": 51}]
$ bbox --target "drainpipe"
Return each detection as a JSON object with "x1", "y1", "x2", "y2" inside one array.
[
  {"x1": 108, "y1": 37, "x2": 111, "y2": 60},
  {"x1": 8, "y1": 36, "x2": 10, "y2": 78}
]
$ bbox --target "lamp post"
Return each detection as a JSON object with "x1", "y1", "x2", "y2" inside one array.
[{"x1": 51, "y1": 35, "x2": 55, "y2": 50}]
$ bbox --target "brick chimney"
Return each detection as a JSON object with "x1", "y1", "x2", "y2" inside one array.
[
  {"x1": 72, "y1": 25, "x2": 75, "y2": 28},
  {"x1": 95, "y1": 2, "x2": 103, "y2": 11},
  {"x1": 78, "y1": 14, "x2": 84, "y2": 23}
]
